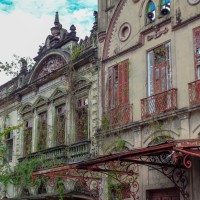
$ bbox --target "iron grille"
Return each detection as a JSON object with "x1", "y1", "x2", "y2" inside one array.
[{"x1": 141, "y1": 88, "x2": 177, "y2": 119}]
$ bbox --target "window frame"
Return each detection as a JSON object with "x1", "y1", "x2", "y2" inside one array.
[
  {"x1": 108, "y1": 59, "x2": 129, "y2": 109},
  {"x1": 37, "y1": 111, "x2": 48, "y2": 151},
  {"x1": 75, "y1": 95, "x2": 89, "y2": 142},
  {"x1": 147, "y1": 41, "x2": 172, "y2": 96},
  {"x1": 54, "y1": 104, "x2": 66, "y2": 146},
  {"x1": 193, "y1": 26, "x2": 200, "y2": 80},
  {"x1": 21, "y1": 103, "x2": 33, "y2": 156},
  {"x1": 5, "y1": 130, "x2": 13, "y2": 162},
  {"x1": 23, "y1": 117, "x2": 33, "y2": 156}
]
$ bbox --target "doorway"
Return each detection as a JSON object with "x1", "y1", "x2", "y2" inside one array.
[{"x1": 148, "y1": 188, "x2": 180, "y2": 200}]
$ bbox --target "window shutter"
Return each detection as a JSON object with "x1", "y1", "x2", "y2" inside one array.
[
  {"x1": 118, "y1": 63, "x2": 123, "y2": 105},
  {"x1": 123, "y1": 61, "x2": 129, "y2": 104},
  {"x1": 108, "y1": 67, "x2": 114, "y2": 108},
  {"x1": 148, "y1": 51, "x2": 154, "y2": 96},
  {"x1": 194, "y1": 27, "x2": 200, "y2": 80},
  {"x1": 118, "y1": 61, "x2": 129, "y2": 105},
  {"x1": 166, "y1": 43, "x2": 172, "y2": 90}
]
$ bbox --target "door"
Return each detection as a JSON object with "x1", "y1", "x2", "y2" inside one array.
[
  {"x1": 147, "y1": 43, "x2": 172, "y2": 115},
  {"x1": 148, "y1": 188, "x2": 180, "y2": 200}
]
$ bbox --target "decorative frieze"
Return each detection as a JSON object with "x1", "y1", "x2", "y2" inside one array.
[{"x1": 147, "y1": 27, "x2": 169, "y2": 41}]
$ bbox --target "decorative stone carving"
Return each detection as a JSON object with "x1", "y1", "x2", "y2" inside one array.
[
  {"x1": 38, "y1": 55, "x2": 67, "y2": 78},
  {"x1": 118, "y1": 22, "x2": 131, "y2": 42},
  {"x1": 45, "y1": 12, "x2": 68, "y2": 50},
  {"x1": 147, "y1": 27, "x2": 169, "y2": 41}
]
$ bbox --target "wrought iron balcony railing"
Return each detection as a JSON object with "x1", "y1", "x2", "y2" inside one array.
[
  {"x1": 102, "y1": 104, "x2": 133, "y2": 130},
  {"x1": 188, "y1": 80, "x2": 200, "y2": 105},
  {"x1": 141, "y1": 89, "x2": 177, "y2": 119},
  {"x1": 18, "y1": 141, "x2": 91, "y2": 168}
]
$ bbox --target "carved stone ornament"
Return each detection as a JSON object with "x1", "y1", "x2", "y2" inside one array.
[
  {"x1": 38, "y1": 55, "x2": 67, "y2": 78},
  {"x1": 147, "y1": 27, "x2": 169, "y2": 41},
  {"x1": 118, "y1": 22, "x2": 131, "y2": 42},
  {"x1": 187, "y1": 0, "x2": 200, "y2": 5}
]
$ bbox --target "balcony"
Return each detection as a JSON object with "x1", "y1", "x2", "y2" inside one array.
[
  {"x1": 188, "y1": 80, "x2": 200, "y2": 105},
  {"x1": 18, "y1": 141, "x2": 91, "y2": 169},
  {"x1": 18, "y1": 145, "x2": 68, "y2": 169},
  {"x1": 141, "y1": 89, "x2": 177, "y2": 119},
  {"x1": 69, "y1": 140, "x2": 91, "y2": 163},
  {"x1": 102, "y1": 104, "x2": 133, "y2": 130}
]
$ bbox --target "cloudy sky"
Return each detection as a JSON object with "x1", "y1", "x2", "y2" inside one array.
[{"x1": 0, "y1": 0, "x2": 97, "y2": 85}]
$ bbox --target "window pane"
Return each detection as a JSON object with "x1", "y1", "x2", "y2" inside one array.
[{"x1": 7, "y1": 139, "x2": 13, "y2": 162}]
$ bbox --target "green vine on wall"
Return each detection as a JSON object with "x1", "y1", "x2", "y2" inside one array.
[
  {"x1": 0, "y1": 125, "x2": 65, "y2": 200},
  {"x1": 70, "y1": 45, "x2": 84, "y2": 62}
]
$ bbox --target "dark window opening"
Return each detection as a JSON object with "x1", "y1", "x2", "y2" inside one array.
[
  {"x1": 23, "y1": 118, "x2": 32, "y2": 156},
  {"x1": 38, "y1": 112, "x2": 47, "y2": 150},
  {"x1": 37, "y1": 182, "x2": 47, "y2": 195},
  {"x1": 5, "y1": 131, "x2": 13, "y2": 162},
  {"x1": 76, "y1": 96, "x2": 88, "y2": 142},
  {"x1": 55, "y1": 105, "x2": 66, "y2": 146}
]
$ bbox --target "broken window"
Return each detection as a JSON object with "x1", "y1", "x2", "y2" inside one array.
[
  {"x1": 38, "y1": 112, "x2": 47, "y2": 150},
  {"x1": 5, "y1": 131, "x2": 13, "y2": 162},
  {"x1": 76, "y1": 96, "x2": 88, "y2": 142},
  {"x1": 55, "y1": 104, "x2": 66, "y2": 145},
  {"x1": 23, "y1": 118, "x2": 32, "y2": 156}
]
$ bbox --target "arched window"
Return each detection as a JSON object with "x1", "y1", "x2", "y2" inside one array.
[
  {"x1": 160, "y1": 0, "x2": 170, "y2": 16},
  {"x1": 146, "y1": 1, "x2": 156, "y2": 23}
]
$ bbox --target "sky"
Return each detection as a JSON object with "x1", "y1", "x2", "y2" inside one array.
[{"x1": 0, "y1": 0, "x2": 97, "y2": 85}]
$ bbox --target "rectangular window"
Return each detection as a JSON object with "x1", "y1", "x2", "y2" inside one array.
[
  {"x1": 6, "y1": 131, "x2": 13, "y2": 162},
  {"x1": 55, "y1": 105, "x2": 66, "y2": 146},
  {"x1": 38, "y1": 112, "x2": 47, "y2": 150},
  {"x1": 108, "y1": 60, "x2": 129, "y2": 108},
  {"x1": 23, "y1": 118, "x2": 32, "y2": 156},
  {"x1": 147, "y1": 42, "x2": 171, "y2": 96},
  {"x1": 76, "y1": 96, "x2": 88, "y2": 142},
  {"x1": 193, "y1": 27, "x2": 200, "y2": 80}
]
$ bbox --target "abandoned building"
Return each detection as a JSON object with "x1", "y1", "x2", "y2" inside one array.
[{"x1": 0, "y1": 0, "x2": 200, "y2": 200}]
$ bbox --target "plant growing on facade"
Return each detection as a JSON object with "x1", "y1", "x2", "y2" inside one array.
[
  {"x1": 70, "y1": 45, "x2": 84, "y2": 62},
  {"x1": 101, "y1": 116, "x2": 110, "y2": 130},
  {"x1": 0, "y1": 55, "x2": 34, "y2": 77}
]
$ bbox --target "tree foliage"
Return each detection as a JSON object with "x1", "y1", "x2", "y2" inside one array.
[{"x1": 0, "y1": 55, "x2": 35, "y2": 77}]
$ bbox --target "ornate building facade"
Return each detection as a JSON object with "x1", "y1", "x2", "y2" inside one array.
[
  {"x1": 96, "y1": 0, "x2": 200, "y2": 200},
  {"x1": 1, "y1": 1, "x2": 200, "y2": 200},
  {"x1": 0, "y1": 12, "x2": 98, "y2": 199}
]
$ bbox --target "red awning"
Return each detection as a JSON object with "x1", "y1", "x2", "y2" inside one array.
[{"x1": 32, "y1": 139, "x2": 200, "y2": 200}]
